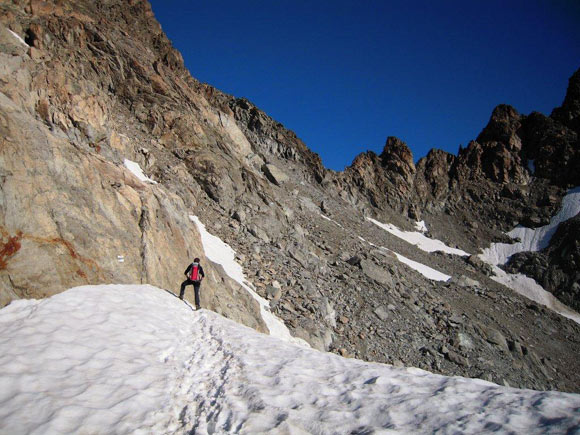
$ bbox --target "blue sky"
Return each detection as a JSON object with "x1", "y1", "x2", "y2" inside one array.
[{"x1": 149, "y1": 1, "x2": 580, "y2": 171}]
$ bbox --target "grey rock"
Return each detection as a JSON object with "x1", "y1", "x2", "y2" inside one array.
[
  {"x1": 262, "y1": 163, "x2": 289, "y2": 185},
  {"x1": 446, "y1": 349, "x2": 471, "y2": 367},
  {"x1": 360, "y1": 260, "x2": 393, "y2": 287},
  {"x1": 482, "y1": 327, "x2": 509, "y2": 352},
  {"x1": 453, "y1": 332, "x2": 475, "y2": 350},
  {"x1": 346, "y1": 255, "x2": 361, "y2": 266},
  {"x1": 373, "y1": 305, "x2": 389, "y2": 321},
  {"x1": 232, "y1": 209, "x2": 246, "y2": 223},
  {"x1": 249, "y1": 225, "x2": 270, "y2": 243},
  {"x1": 455, "y1": 275, "x2": 481, "y2": 288},
  {"x1": 508, "y1": 340, "x2": 524, "y2": 357},
  {"x1": 266, "y1": 284, "x2": 282, "y2": 301}
]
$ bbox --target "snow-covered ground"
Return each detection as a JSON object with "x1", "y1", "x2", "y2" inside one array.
[
  {"x1": 358, "y1": 236, "x2": 451, "y2": 282},
  {"x1": 190, "y1": 215, "x2": 308, "y2": 347},
  {"x1": 480, "y1": 187, "x2": 580, "y2": 324},
  {"x1": 123, "y1": 159, "x2": 157, "y2": 184},
  {"x1": 1, "y1": 285, "x2": 579, "y2": 434},
  {"x1": 367, "y1": 217, "x2": 470, "y2": 256}
]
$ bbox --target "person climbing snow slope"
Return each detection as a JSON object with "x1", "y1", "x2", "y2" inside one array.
[{"x1": 179, "y1": 258, "x2": 205, "y2": 309}]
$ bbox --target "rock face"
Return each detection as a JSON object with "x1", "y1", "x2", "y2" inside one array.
[
  {"x1": 505, "y1": 214, "x2": 580, "y2": 311},
  {"x1": 1, "y1": 0, "x2": 580, "y2": 393},
  {"x1": 0, "y1": 1, "x2": 266, "y2": 332}
]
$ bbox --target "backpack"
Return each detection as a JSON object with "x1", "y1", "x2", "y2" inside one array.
[{"x1": 190, "y1": 263, "x2": 201, "y2": 282}]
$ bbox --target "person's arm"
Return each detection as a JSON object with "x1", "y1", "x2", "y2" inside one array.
[
  {"x1": 184, "y1": 263, "x2": 192, "y2": 277},
  {"x1": 200, "y1": 265, "x2": 205, "y2": 279}
]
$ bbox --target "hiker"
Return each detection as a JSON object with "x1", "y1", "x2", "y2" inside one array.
[{"x1": 179, "y1": 257, "x2": 205, "y2": 309}]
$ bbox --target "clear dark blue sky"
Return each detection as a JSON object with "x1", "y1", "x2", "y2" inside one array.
[{"x1": 149, "y1": 1, "x2": 580, "y2": 171}]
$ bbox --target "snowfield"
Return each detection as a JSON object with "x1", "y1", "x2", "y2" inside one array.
[
  {"x1": 1, "y1": 285, "x2": 579, "y2": 434},
  {"x1": 367, "y1": 217, "x2": 470, "y2": 256},
  {"x1": 480, "y1": 187, "x2": 580, "y2": 324},
  {"x1": 481, "y1": 186, "x2": 580, "y2": 265},
  {"x1": 358, "y1": 235, "x2": 451, "y2": 282}
]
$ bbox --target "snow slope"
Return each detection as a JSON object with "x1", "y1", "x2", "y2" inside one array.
[
  {"x1": 481, "y1": 186, "x2": 580, "y2": 265},
  {"x1": 488, "y1": 265, "x2": 580, "y2": 324},
  {"x1": 392, "y1": 251, "x2": 451, "y2": 282},
  {"x1": 367, "y1": 217, "x2": 470, "y2": 256},
  {"x1": 479, "y1": 187, "x2": 580, "y2": 324},
  {"x1": 358, "y1": 236, "x2": 451, "y2": 282},
  {"x1": 190, "y1": 215, "x2": 308, "y2": 347},
  {"x1": 1, "y1": 285, "x2": 579, "y2": 434}
]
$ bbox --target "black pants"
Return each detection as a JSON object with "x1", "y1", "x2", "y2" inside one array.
[{"x1": 180, "y1": 279, "x2": 201, "y2": 307}]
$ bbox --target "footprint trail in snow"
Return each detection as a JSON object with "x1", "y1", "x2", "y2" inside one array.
[{"x1": 1, "y1": 284, "x2": 579, "y2": 434}]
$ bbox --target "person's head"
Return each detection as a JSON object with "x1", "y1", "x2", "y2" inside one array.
[{"x1": 194, "y1": 257, "x2": 200, "y2": 263}]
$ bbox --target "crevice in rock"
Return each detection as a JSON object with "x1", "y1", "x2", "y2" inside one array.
[{"x1": 138, "y1": 198, "x2": 149, "y2": 284}]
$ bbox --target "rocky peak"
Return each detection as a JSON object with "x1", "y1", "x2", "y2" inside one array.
[
  {"x1": 476, "y1": 104, "x2": 523, "y2": 151},
  {"x1": 379, "y1": 136, "x2": 416, "y2": 183},
  {"x1": 552, "y1": 67, "x2": 580, "y2": 134},
  {"x1": 414, "y1": 148, "x2": 456, "y2": 202}
]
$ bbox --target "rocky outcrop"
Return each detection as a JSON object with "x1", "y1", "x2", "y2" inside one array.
[
  {"x1": 552, "y1": 68, "x2": 580, "y2": 134},
  {"x1": 0, "y1": 2, "x2": 267, "y2": 331},
  {"x1": 505, "y1": 214, "x2": 580, "y2": 311},
  {"x1": 337, "y1": 137, "x2": 416, "y2": 214}
]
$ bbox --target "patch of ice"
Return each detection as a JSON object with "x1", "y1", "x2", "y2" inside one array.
[
  {"x1": 481, "y1": 187, "x2": 580, "y2": 265},
  {"x1": 7, "y1": 29, "x2": 28, "y2": 47},
  {"x1": 1, "y1": 284, "x2": 579, "y2": 434},
  {"x1": 190, "y1": 215, "x2": 308, "y2": 346},
  {"x1": 123, "y1": 158, "x2": 157, "y2": 184},
  {"x1": 367, "y1": 217, "x2": 470, "y2": 256}
]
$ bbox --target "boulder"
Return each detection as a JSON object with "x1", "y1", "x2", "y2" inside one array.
[
  {"x1": 262, "y1": 163, "x2": 289, "y2": 186},
  {"x1": 454, "y1": 275, "x2": 481, "y2": 288},
  {"x1": 360, "y1": 260, "x2": 393, "y2": 287},
  {"x1": 373, "y1": 306, "x2": 389, "y2": 321},
  {"x1": 482, "y1": 326, "x2": 509, "y2": 352}
]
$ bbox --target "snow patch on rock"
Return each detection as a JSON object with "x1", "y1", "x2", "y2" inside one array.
[
  {"x1": 488, "y1": 266, "x2": 580, "y2": 324},
  {"x1": 392, "y1": 251, "x2": 451, "y2": 282},
  {"x1": 481, "y1": 187, "x2": 580, "y2": 265},
  {"x1": 359, "y1": 235, "x2": 451, "y2": 282},
  {"x1": 123, "y1": 158, "x2": 157, "y2": 184},
  {"x1": 479, "y1": 187, "x2": 580, "y2": 324},
  {"x1": 320, "y1": 213, "x2": 343, "y2": 228},
  {"x1": 7, "y1": 29, "x2": 28, "y2": 46},
  {"x1": 415, "y1": 220, "x2": 428, "y2": 233},
  {"x1": 367, "y1": 217, "x2": 470, "y2": 256},
  {"x1": 190, "y1": 215, "x2": 308, "y2": 346}
]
